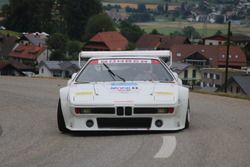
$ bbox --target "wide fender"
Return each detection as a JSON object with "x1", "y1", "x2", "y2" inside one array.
[
  {"x1": 59, "y1": 86, "x2": 72, "y2": 128},
  {"x1": 177, "y1": 86, "x2": 189, "y2": 128}
]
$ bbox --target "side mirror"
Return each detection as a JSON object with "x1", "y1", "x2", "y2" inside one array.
[
  {"x1": 71, "y1": 73, "x2": 77, "y2": 79},
  {"x1": 177, "y1": 78, "x2": 182, "y2": 86},
  {"x1": 173, "y1": 72, "x2": 182, "y2": 85},
  {"x1": 67, "y1": 73, "x2": 77, "y2": 86},
  {"x1": 173, "y1": 72, "x2": 178, "y2": 80}
]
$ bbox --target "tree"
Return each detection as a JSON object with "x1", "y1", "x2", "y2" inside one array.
[
  {"x1": 5, "y1": 0, "x2": 54, "y2": 32},
  {"x1": 150, "y1": 29, "x2": 160, "y2": 35},
  {"x1": 138, "y1": 4, "x2": 147, "y2": 13},
  {"x1": 63, "y1": 0, "x2": 102, "y2": 40},
  {"x1": 182, "y1": 26, "x2": 201, "y2": 39},
  {"x1": 119, "y1": 21, "x2": 145, "y2": 43},
  {"x1": 215, "y1": 30, "x2": 223, "y2": 35},
  {"x1": 67, "y1": 40, "x2": 82, "y2": 60},
  {"x1": 47, "y1": 33, "x2": 68, "y2": 60},
  {"x1": 84, "y1": 13, "x2": 116, "y2": 40},
  {"x1": 1, "y1": 4, "x2": 10, "y2": 17}
]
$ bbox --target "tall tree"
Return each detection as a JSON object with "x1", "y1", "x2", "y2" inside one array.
[
  {"x1": 63, "y1": 0, "x2": 102, "y2": 40},
  {"x1": 5, "y1": 0, "x2": 54, "y2": 32},
  {"x1": 47, "y1": 33, "x2": 68, "y2": 60},
  {"x1": 119, "y1": 21, "x2": 145, "y2": 43},
  {"x1": 84, "y1": 13, "x2": 116, "y2": 40}
]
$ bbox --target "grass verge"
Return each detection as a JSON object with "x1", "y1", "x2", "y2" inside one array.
[{"x1": 191, "y1": 90, "x2": 250, "y2": 101}]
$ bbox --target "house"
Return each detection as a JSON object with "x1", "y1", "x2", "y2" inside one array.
[
  {"x1": 106, "y1": 11, "x2": 129, "y2": 22},
  {"x1": 0, "y1": 60, "x2": 25, "y2": 76},
  {"x1": 136, "y1": 34, "x2": 162, "y2": 50},
  {"x1": 19, "y1": 32, "x2": 49, "y2": 46},
  {"x1": 200, "y1": 68, "x2": 245, "y2": 89},
  {"x1": 10, "y1": 61, "x2": 36, "y2": 76},
  {"x1": 0, "y1": 34, "x2": 18, "y2": 59},
  {"x1": 9, "y1": 44, "x2": 50, "y2": 65},
  {"x1": 83, "y1": 31, "x2": 128, "y2": 51},
  {"x1": 171, "y1": 62, "x2": 201, "y2": 86},
  {"x1": 39, "y1": 61, "x2": 82, "y2": 78},
  {"x1": 170, "y1": 44, "x2": 247, "y2": 68},
  {"x1": 227, "y1": 76, "x2": 250, "y2": 96},
  {"x1": 203, "y1": 34, "x2": 250, "y2": 47},
  {"x1": 136, "y1": 34, "x2": 189, "y2": 50}
]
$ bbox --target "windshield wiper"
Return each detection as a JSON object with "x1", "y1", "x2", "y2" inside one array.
[{"x1": 103, "y1": 63, "x2": 126, "y2": 82}]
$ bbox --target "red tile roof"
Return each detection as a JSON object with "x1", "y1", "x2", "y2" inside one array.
[
  {"x1": 136, "y1": 34, "x2": 188, "y2": 50},
  {"x1": 170, "y1": 44, "x2": 247, "y2": 68},
  {"x1": 158, "y1": 36, "x2": 188, "y2": 50},
  {"x1": 9, "y1": 44, "x2": 47, "y2": 60},
  {"x1": 203, "y1": 34, "x2": 250, "y2": 42},
  {"x1": 136, "y1": 34, "x2": 162, "y2": 49},
  {"x1": 84, "y1": 31, "x2": 128, "y2": 51}
]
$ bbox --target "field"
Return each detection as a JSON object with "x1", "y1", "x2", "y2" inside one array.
[
  {"x1": 0, "y1": 29, "x2": 20, "y2": 37},
  {"x1": 136, "y1": 21, "x2": 250, "y2": 36},
  {"x1": 103, "y1": 0, "x2": 165, "y2": 4}
]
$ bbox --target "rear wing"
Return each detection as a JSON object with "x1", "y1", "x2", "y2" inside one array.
[{"x1": 78, "y1": 50, "x2": 172, "y2": 68}]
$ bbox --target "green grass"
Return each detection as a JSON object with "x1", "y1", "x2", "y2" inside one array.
[
  {"x1": 0, "y1": 29, "x2": 21, "y2": 37},
  {"x1": 103, "y1": 0, "x2": 165, "y2": 4},
  {"x1": 136, "y1": 21, "x2": 250, "y2": 37}
]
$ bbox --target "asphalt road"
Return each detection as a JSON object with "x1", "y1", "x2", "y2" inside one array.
[{"x1": 0, "y1": 76, "x2": 250, "y2": 167}]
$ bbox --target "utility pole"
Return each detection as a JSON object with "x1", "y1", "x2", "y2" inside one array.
[{"x1": 224, "y1": 21, "x2": 231, "y2": 93}]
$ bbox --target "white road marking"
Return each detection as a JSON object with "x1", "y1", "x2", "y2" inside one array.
[{"x1": 154, "y1": 136, "x2": 176, "y2": 158}]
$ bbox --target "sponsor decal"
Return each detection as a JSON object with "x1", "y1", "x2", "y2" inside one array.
[
  {"x1": 97, "y1": 59, "x2": 153, "y2": 64},
  {"x1": 75, "y1": 91, "x2": 93, "y2": 96},
  {"x1": 110, "y1": 82, "x2": 139, "y2": 93},
  {"x1": 155, "y1": 91, "x2": 174, "y2": 95}
]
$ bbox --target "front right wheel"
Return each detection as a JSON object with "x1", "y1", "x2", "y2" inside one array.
[{"x1": 57, "y1": 100, "x2": 69, "y2": 133}]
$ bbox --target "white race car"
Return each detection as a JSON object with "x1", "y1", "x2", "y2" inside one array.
[{"x1": 57, "y1": 51, "x2": 190, "y2": 133}]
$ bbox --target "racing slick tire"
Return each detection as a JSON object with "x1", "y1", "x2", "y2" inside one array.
[
  {"x1": 57, "y1": 100, "x2": 69, "y2": 133},
  {"x1": 185, "y1": 100, "x2": 190, "y2": 129}
]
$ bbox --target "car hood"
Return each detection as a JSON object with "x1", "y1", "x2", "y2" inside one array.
[{"x1": 69, "y1": 82, "x2": 178, "y2": 106}]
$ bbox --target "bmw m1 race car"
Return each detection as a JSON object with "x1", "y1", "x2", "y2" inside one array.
[{"x1": 57, "y1": 50, "x2": 190, "y2": 133}]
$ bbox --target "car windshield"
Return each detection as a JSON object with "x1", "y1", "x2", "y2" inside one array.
[{"x1": 76, "y1": 58, "x2": 174, "y2": 82}]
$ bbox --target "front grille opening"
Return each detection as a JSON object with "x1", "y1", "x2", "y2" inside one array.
[
  {"x1": 117, "y1": 107, "x2": 124, "y2": 116},
  {"x1": 97, "y1": 118, "x2": 152, "y2": 129},
  {"x1": 125, "y1": 107, "x2": 132, "y2": 116},
  {"x1": 91, "y1": 108, "x2": 115, "y2": 114},
  {"x1": 134, "y1": 108, "x2": 158, "y2": 114},
  {"x1": 75, "y1": 108, "x2": 115, "y2": 114}
]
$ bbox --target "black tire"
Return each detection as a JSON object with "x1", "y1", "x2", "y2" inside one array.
[
  {"x1": 57, "y1": 100, "x2": 69, "y2": 133},
  {"x1": 185, "y1": 100, "x2": 190, "y2": 129}
]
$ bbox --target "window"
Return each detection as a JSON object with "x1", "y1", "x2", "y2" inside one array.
[
  {"x1": 236, "y1": 86, "x2": 240, "y2": 93},
  {"x1": 216, "y1": 74, "x2": 220, "y2": 80},
  {"x1": 230, "y1": 86, "x2": 233, "y2": 92},
  {"x1": 41, "y1": 68, "x2": 44, "y2": 74},
  {"x1": 177, "y1": 52, "x2": 181, "y2": 57},
  {"x1": 209, "y1": 73, "x2": 213, "y2": 79},
  {"x1": 218, "y1": 41, "x2": 222, "y2": 45},
  {"x1": 184, "y1": 70, "x2": 188, "y2": 78},
  {"x1": 204, "y1": 72, "x2": 207, "y2": 78},
  {"x1": 192, "y1": 70, "x2": 196, "y2": 78},
  {"x1": 209, "y1": 42, "x2": 213, "y2": 45},
  {"x1": 76, "y1": 58, "x2": 174, "y2": 82}
]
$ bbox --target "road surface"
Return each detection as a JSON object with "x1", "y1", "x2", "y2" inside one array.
[{"x1": 0, "y1": 76, "x2": 250, "y2": 167}]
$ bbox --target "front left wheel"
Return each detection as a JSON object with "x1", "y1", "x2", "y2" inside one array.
[{"x1": 185, "y1": 100, "x2": 190, "y2": 129}]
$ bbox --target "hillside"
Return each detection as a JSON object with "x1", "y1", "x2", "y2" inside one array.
[{"x1": 0, "y1": 0, "x2": 9, "y2": 8}]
